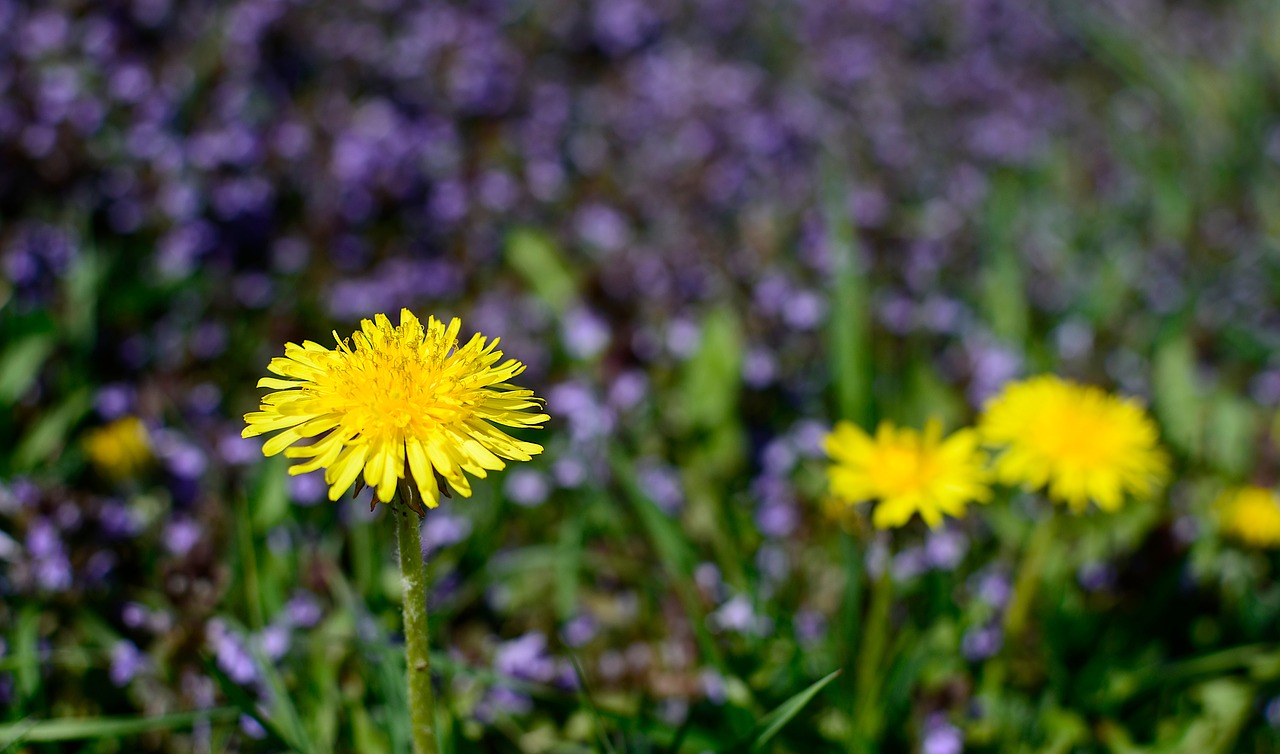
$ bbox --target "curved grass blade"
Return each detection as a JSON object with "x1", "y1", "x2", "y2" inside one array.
[{"x1": 726, "y1": 669, "x2": 842, "y2": 753}]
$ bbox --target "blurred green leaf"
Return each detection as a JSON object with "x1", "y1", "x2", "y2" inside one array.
[
  {"x1": 1170, "y1": 679, "x2": 1252, "y2": 754},
  {"x1": 0, "y1": 334, "x2": 55, "y2": 405},
  {"x1": 980, "y1": 175, "x2": 1030, "y2": 347},
  {"x1": 555, "y1": 514, "x2": 582, "y2": 622},
  {"x1": 13, "y1": 388, "x2": 92, "y2": 470},
  {"x1": 505, "y1": 228, "x2": 579, "y2": 314},
  {"x1": 1203, "y1": 394, "x2": 1258, "y2": 478},
  {"x1": 63, "y1": 250, "x2": 103, "y2": 346},
  {"x1": 251, "y1": 454, "x2": 291, "y2": 531},
  {"x1": 823, "y1": 166, "x2": 871, "y2": 425},
  {"x1": 1152, "y1": 336, "x2": 1202, "y2": 457},
  {"x1": 678, "y1": 307, "x2": 743, "y2": 433},
  {"x1": 12, "y1": 607, "x2": 40, "y2": 712}
]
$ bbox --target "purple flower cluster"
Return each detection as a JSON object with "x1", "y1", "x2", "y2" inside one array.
[
  {"x1": 0, "y1": 0, "x2": 1085, "y2": 342},
  {"x1": 476, "y1": 631, "x2": 577, "y2": 721}
]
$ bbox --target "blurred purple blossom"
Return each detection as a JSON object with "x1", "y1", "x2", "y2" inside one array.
[
  {"x1": 421, "y1": 511, "x2": 472, "y2": 553},
  {"x1": 256, "y1": 625, "x2": 291, "y2": 662},
  {"x1": 285, "y1": 592, "x2": 324, "y2": 629},
  {"x1": 962, "y1": 624, "x2": 1002, "y2": 662},
  {"x1": 207, "y1": 620, "x2": 257, "y2": 685},
  {"x1": 893, "y1": 547, "x2": 930, "y2": 583},
  {"x1": 475, "y1": 685, "x2": 533, "y2": 720},
  {"x1": 494, "y1": 632, "x2": 557, "y2": 684},
  {"x1": 163, "y1": 518, "x2": 201, "y2": 557},
  {"x1": 694, "y1": 562, "x2": 723, "y2": 600},
  {"x1": 240, "y1": 715, "x2": 267, "y2": 740},
  {"x1": 637, "y1": 460, "x2": 684, "y2": 515},
  {"x1": 95, "y1": 385, "x2": 134, "y2": 419},
  {"x1": 110, "y1": 640, "x2": 147, "y2": 686},
  {"x1": 968, "y1": 341, "x2": 1021, "y2": 407},
  {"x1": 795, "y1": 608, "x2": 827, "y2": 645},
  {"x1": 922, "y1": 715, "x2": 964, "y2": 754},
  {"x1": 1078, "y1": 562, "x2": 1116, "y2": 593},
  {"x1": 925, "y1": 528, "x2": 969, "y2": 570},
  {"x1": 562, "y1": 614, "x2": 598, "y2": 648},
  {"x1": 289, "y1": 472, "x2": 327, "y2": 506},
  {"x1": 218, "y1": 433, "x2": 261, "y2": 466},
  {"x1": 755, "y1": 500, "x2": 799, "y2": 539},
  {"x1": 700, "y1": 669, "x2": 727, "y2": 705},
  {"x1": 561, "y1": 307, "x2": 612, "y2": 360},
  {"x1": 504, "y1": 468, "x2": 550, "y2": 507},
  {"x1": 972, "y1": 568, "x2": 1011, "y2": 609},
  {"x1": 151, "y1": 430, "x2": 208, "y2": 480}
]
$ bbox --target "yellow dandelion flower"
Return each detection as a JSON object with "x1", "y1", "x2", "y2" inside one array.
[
  {"x1": 243, "y1": 309, "x2": 549, "y2": 509},
  {"x1": 979, "y1": 375, "x2": 1168, "y2": 513},
  {"x1": 824, "y1": 419, "x2": 991, "y2": 529},
  {"x1": 1217, "y1": 486, "x2": 1280, "y2": 549},
  {"x1": 83, "y1": 416, "x2": 152, "y2": 479}
]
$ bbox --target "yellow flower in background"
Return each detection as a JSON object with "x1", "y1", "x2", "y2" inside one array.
[
  {"x1": 243, "y1": 309, "x2": 548, "y2": 510},
  {"x1": 824, "y1": 419, "x2": 991, "y2": 529},
  {"x1": 1217, "y1": 486, "x2": 1280, "y2": 549},
  {"x1": 979, "y1": 376, "x2": 1168, "y2": 513},
  {"x1": 83, "y1": 416, "x2": 152, "y2": 479}
]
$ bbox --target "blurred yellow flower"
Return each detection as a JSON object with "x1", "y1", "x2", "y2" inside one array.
[
  {"x1": 243, "y1": 309, "x2": 548, "y2": 509},
  {"x1": 1218, "y1": 486, "x2": 1280, "y2": 549},
  {"x1": 824, "y1": 419, "x2": 990, "y2": 529},
  {"x1": 979, "y1": 376, "x2": 1167, "y2": 513},
  {"x1": 83, "y1": 416, "x2": 151, "y2": 479}
]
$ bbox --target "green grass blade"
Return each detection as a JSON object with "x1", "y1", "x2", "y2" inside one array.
[
  {"x1": 0, "y1": 708, "x2": 238, "y2": 745},
  {"x1": 734, "y1": 669, "x2": 842, "y2": 753}
]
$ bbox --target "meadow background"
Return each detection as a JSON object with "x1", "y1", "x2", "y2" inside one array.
[{"x1": 3, "y1": 0, "x2": 1280, "y2": 751}]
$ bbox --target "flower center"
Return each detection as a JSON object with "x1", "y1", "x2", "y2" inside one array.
[
  {"x1": 875, "y1": 444, "x2": 937, "y2": 497},
  {"x1": 327, "y1": 326, "x2": 470, "y2": 441},
  {"x1": 1027, "y1": 406, "x2": 1113, "y2": 468}
]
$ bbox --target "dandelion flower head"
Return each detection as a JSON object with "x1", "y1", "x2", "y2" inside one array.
[
  {"x1": 1217, "y1": 486, "x2": 1280, "y2": 549},
  {"x1": 824, "y1": 419, "x2": 991, "y2": 529},
  {"x1": 979, "y1": 375, "x2": 1167, "y2": 513},
  {"x1": 243, "y1": 310, "x2": 549, "y2": 509},
  {"x1": 83, "y1": 416, "x2": 151, "y2": 479}
]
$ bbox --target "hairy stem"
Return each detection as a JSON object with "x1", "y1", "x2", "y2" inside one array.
[{"x1": 396, "y1": 502, "x2": 438, "y2": 754}]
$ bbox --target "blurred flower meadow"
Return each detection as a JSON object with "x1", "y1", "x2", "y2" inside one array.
[{"x1": 4, "y1": 0, "x2": 1280, "y2": 751}]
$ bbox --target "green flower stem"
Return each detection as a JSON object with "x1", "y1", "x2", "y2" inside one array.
[
  {"x1": 1004, "y1": 512, "x2": 1057, "y2": 643},
  {"x1": 850, "y1": 555, "x2": 894, "y2": 754},
  {"x1": 395, "y1": 502, "x2": 438, "y2": 754}
]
